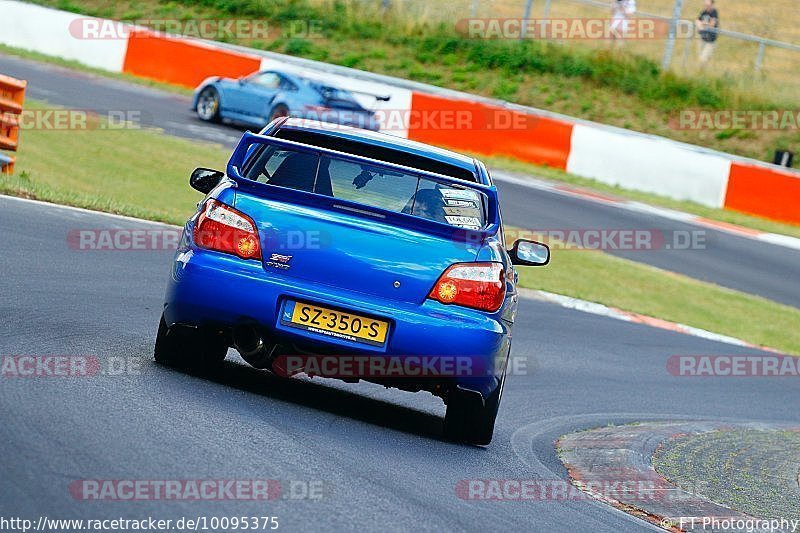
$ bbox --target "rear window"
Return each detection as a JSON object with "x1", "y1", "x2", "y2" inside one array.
[
  {"x1": 274, "y1": 128, "x2": 478, "y2": 182},
  {"x1": 313, "y1": 84, "x2": 357, "y2": 103},
  {"x1": 244, "y1": 146, "x2": 486, "y2": 230}
]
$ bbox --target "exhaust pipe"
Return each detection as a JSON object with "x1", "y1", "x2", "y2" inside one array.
[{"x1": 232, "y1": 324, "x2": 274, "y2": 369}]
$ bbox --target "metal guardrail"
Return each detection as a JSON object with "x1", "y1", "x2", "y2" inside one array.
[
  {"x1": 560, "y1": 0, "x2": 800, "y2": 51},
  {"x1": 388, "y1": 0, "x2": 800, "y2": 74}
]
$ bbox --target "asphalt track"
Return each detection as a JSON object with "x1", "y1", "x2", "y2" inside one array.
[
  {"x1": 1, "y1": 196, "x2": 798, "y2": 532},
  {"x1": 1, "y1": 53, "x2": 798, "y2": 308},
  {"x1": 1, "y1": 53, "x2": 799, "y2": 531}
]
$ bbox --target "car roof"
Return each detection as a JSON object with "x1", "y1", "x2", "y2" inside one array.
[
  {"x1": 278, "y1": 118, "x2": 479, "y2": 176},
  {"x1": 269, "y1": 70, "x2": 308, "y2": 87}
]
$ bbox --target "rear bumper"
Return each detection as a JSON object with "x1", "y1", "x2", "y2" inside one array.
[{"x1": 164, "y1": 246, "x2": 510, "y2": 397}]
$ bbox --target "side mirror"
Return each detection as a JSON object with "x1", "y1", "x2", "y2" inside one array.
[
  {"x1": 510, "y1": 239, "x2": 550, "y2": 266},
  {"x1": 190, "y1": 168, "x2": 225, "y2": 194}
]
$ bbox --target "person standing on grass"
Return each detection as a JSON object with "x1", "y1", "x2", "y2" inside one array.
[
  {"x1": 610, "y1": 0, "x2": 637, "y2": 46},
  {"x1": 696, "y1": 0, "x2": 720, "y2": 65}
]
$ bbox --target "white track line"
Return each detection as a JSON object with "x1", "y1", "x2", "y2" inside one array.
[
  {"x1": 0, "y1": 194, "x2": 181, "y2": 228},
  {"x1": 519, "y1": 288, "x2": 783, "y2": 354}
]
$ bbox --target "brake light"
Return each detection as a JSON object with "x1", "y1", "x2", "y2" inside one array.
[
  {"x1": 304, "y1": 105, "x2": 332, "y2": 113},
  {"x1": 193, "y1": 199, "x2": 261, "y2": 260},
  {"x1": 428, "y1": 263, "x2": 505, "y2": 312}
]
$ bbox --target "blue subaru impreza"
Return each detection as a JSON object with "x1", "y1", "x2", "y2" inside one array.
[{"x1": 155, "y1": 118, "x2": 549, "y2": 444}]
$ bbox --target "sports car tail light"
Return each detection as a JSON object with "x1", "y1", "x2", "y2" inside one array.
[
  {"x1": 428, "y1": 262, "x2": 505, "y2": 312},
  {"x1": 304, "y1": 105, "x2": 331, "y2": 113},
  {"x1": 193, "y1": 199, "x2": 261, "y2": 260}
]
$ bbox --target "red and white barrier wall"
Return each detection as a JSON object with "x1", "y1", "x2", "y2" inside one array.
[
  {"x1": 1, "y1": 0, "x2": 798, "y2": 224},
  {"x1": 0, "y1": 1, "x2": 128, "y2": 72},
  {"x1": 566, "y1": 124, "x2": 732, "y2": 207}
]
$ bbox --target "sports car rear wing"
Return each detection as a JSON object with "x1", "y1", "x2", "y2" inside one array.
[
  {"x1": 346, "y1": 89, "x2": 391, "y2": 102},
  {"x1": 226, "y1": 131, "x2": 502, "y2": 241}
]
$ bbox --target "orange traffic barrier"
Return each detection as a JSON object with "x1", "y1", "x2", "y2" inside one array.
[
  {"x1": 122, "y1": 29, "x2": 262, "y2": 88},
  {"x1": 0, "y1": 74, "x2": 25, "y2": 173},
  {"x1": 724, "y1": 162, "x2": 800, "y2": 225},
  {"x1": 407, "y1": 92, "x2": 573, "y2": 170},
  {"x1": 0, "y1": 74, "x2": 26, "y2": 115}
]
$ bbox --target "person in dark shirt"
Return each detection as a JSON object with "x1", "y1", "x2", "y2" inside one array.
[{"x1": 695, "y1": 0, "x2": 720, "y2": 65}]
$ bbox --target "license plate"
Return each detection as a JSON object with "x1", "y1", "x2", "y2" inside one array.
[{"x1": 281, "y1": 301, "x2": 389, "y2": 346}]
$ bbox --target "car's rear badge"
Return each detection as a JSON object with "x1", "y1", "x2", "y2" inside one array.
[{"x1": 266, "y1": 253, "x2": 293, "y2": 270}]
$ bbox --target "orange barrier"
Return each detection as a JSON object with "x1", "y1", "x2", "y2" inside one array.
[
  {"x1": 406, "y1": 92, "x2": 573, "y2": 170},
  {"x1": 0, "y1": 74, "x2": 26, "y2": 114},
  {"x1": 724, "y1": 162, "x2": 800, "y2": 225},
  {"x1": 0, "y1": 111, "x2": 19, "y2": 151},
  {"x1": 0, "y1": 74, "x2": 25, "y2": 174},
  {"x1": 122, "y1": 30, "x2": 262, "y2": 88}
]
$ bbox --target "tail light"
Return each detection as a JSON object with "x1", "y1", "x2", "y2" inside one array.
[
  {"x1": 428, "y1": 262, "x2": 505, "y2": 312},
  {"x1": 303, "y1": 105, "x2": 333, "y2": 118},
  {"x1": 193, "y1": 199, "x2": 261, "y2": 260}
]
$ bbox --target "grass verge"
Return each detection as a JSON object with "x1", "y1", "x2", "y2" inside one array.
[
  {"x1": 0, "y1": 101, "x2": 228, "y2": 224},
  {"x1": 516, "y1": 244, "x2": 800, "y2": 355},
  {"x1": 1, "y1": 100, "x2": 797, "y2": 354}
]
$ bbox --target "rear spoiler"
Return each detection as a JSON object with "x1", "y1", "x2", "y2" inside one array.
[
  {"x1": 226, "y1": 131, "x2": 501, "y2": 240},
  {"x1": 350, "y1": 90, "x2": 391, "y2": 102}
]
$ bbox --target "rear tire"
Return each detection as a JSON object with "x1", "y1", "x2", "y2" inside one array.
[
  {"x1": 196, "y1": 87, "x2": 221, "y2": 122},
  {"x1": 444, "y1": 373, "x2": 505, "y2": 446},
  {"x1": 267, "y1": 104, "x2": 290, "y2": 124},
  {"x1": 154, "y1": 314, "x2": 227, "y2": 370}
]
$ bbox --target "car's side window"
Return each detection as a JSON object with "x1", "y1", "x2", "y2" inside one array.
[
  {"x1": 244, "y1": 147, "x2": 319, "y2": 194},
  {"x1": 261, "y1": 150, "x2": 293, "y2": 181},
  {"x1": 251, "y1": 73, "x2": 282, "y2": 90}
]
